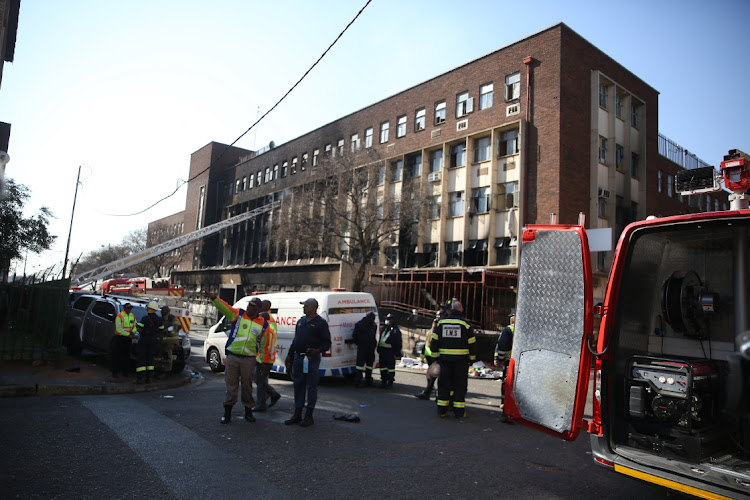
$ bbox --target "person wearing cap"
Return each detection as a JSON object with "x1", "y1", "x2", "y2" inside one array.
[
  {"x1": 414, "y1": 302, "x2": 450, "y2": 400},
  {"x1": 112, "y1": 303, "x2": 137, "y2": 378},
  {"x1": 377, "y1": 313, "x2": 402, "y2": 389},
  {"x1": 495, "y1": 313, "x2": 515, "y2": 423},
  {"x1": 135, "y1": 301, "x2": 165, "y2": 384},
  {"x1": 155, "y1": 305, "x2": 181, "y2": 377},
  {"x1": 284, "y1": 297, "x2": 331, "y2": 427},
  {"x1": 350, "y1": 311, "x2": 378, "y2": 388},
  {"x1": 432, "y1": 299, "x2": 477, "y2": 418},
  {"x1": 252, "y1": 300, "x2": 281, "y2": 412},
  {"x1": 203, "y1": 291, "x2": 271, "y2": 424}
]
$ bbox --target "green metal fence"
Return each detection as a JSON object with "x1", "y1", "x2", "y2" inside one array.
[{"x1": 0, "y1": 279, "x2": 70, "y2": 363}]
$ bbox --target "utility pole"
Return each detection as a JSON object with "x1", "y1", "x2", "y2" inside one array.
[{"x1": 62, "y1": 166, "x2": 81, "y2": 280}]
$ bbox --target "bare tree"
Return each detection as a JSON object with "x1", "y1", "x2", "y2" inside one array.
[
  {"x1": 143, "y1": 223, "x2": 186, "y2": 278},
  {"x1": 274, "y1": 148, "x2": 423, "y2": 291}
]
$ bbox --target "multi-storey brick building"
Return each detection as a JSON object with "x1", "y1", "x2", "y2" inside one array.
[{"x1": 152, "y1": 23, "x2": 726, "y2": 329}]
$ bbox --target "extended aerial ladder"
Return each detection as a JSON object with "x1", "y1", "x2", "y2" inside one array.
[{"x1": 73, "y1": 201, "x2": 281, "y2": 285}]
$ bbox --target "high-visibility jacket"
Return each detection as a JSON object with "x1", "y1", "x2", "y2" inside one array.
[
  {"x1": 378, "y1": 324, "x2": 402, "y2": 354},
  {"x1": 431, "y1": 313, "x2": 477, "y2": 361},
  {"x1": 115, "y1": 311, "x2": 137, "y2": 337},
  {"x1": 213, "y1": 297, "x2": 270, "y2": 358},
  {"x1": 256, "y1": 313, "x2": 277, "y2": 364}
]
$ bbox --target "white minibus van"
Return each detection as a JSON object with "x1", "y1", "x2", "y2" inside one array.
[{"x1": 203, "y1": 291, "x2": 379, "y2": 377}]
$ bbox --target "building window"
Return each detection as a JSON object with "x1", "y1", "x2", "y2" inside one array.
[
  {"x1": 449, "y1": 142, "x2": 466, "y2": 168},
  {"x1": 428, "y1": 195, "x2": 441, "y2": 219},
  {"x1": 415, "y1": 108, "x2": 425, "y2": 131},
  {"x1": 377, "y1": 165, "x2": 385, "y2": 185},
  {"x1": 336, "y1": 138, "x2": 344, "y2": 157},
  {"x1": 494, "y1": 237, "x2": 517, "y2": 266},
  {"x1": 657, "y1": 170, "x2": 663, "y2": 193},
  {"x1": 599, "y1": 136, "x2": 607, "y2": 164},
  {"x1": 248, "y1": 174, "x2": 254, "y2": 189},
  {"x1": 391, "y1": 160, "x2": 403, "y2": 182},
  {"x1": 235, "y1": 179, "x2": 241, "y2": 193},
  {"x1": 396, "y1": 115, "x2": 407, "y2": 138},
  {"x1": 631, "y1": 201, "x2": 638, "y2": 221},
  {"x1": 272, "y1": 164, "x2": 278, "y2": 180},
  {"x1": 365, "y1": 127, "x2": 373, "y2": 148},
  {"x1": 615, "y1": 195, "x2": 626, "y2": 225},
  {"x1": 474, "y1": 136, "x2": 491, "y2": 163},
  {"x1": 615, "y1": 94, "x2": 623, "y2": 118},
  {"x1": 312, "y1": 149, "x2": 319, "y2": 167},
  {"x1": 505, "y1": 72, "x2": 520, "y2": 101},
  {"x1": 499, "y1": 129, "x2": 519, "y2": 156},
  {"x1": 380, "y1": 122, "x2": 389, "y2": 143},
  {"x1": 429, "y1": 149, "x2": 443, "y2": 172},
  {"x1": 351, "y1": 133, "x2": 360, "y2": 151},
  {"x1": 264, "y1": 166, "x2": 271, "y2": 183},
  {"x1": 301, "y1": 153, "x2": 308, "y2": 171},
  {"x1": 471, "y1": 186, "x2": 490, "y2": 213},
  {"x1": 631, "y1": 104, "x2": 639, "y2": 128},
  {"x1": 599, "y1": 83, "x2": 608, "y2": 109},
  {"x1": 445, "y1": 241, "x2": 462, "y2": 267},
  {"x1": 448, "y1": 191, "x2": 464, "y2": 217},
  {"x1": 667, "y1": 174, "x2": 674, "y2": 197},
  {"x1": 616, "y1": 144, "x2": 624, "y2": 172},
  {"x1": 325, "y1": 143, "x2": 332, "y2": 156},
  {"x1": 598, "y1": 197, "x2": 607, "y2": 218},
  {"x1": 497, "y1": 182, "x2": 518, "y2": 210},
  {"x1": 434, "y1": 101, "x2": 446, "y2": 125},
  {"x1": 456, "y1": 91, "x2": 472, "y2": 117},
  {"x1": 479, "y1": 83, "x2": 493, "y2": 110},
  {"x1": 196, "y1": 185, "x2": 205, "y2": 229},
  {"x1": 227, "y1": 182, "x2": 234, "y2": 196},
  {"x1": 291, "y1": 158, "x2": 297, "y2": 175},
  {"x1": 256, "y1": 170, "x2": 262, "y2": 186},
  {"x1": 384, "y1": 246, "x2": 398, "y2": 267},
  {"x1": 407, "y1": 153, "x2": 422, "y2": 177},
  {"x1": 631, "y1": 152, "x2": 639, "y2": 179}
]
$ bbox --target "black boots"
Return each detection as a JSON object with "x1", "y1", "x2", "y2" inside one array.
[
  {"x1": 285, "y1": 408, "x2": 303, "y2": 425},
  {"x1": 221, "y1": 405, "x2": 232, "y2": 424},
  {"x1": 244, "y1": 407, "x2": 255, "y2": 422},
  {"x1": 300, "y1": 408, "x2": 315, "y2": 427}
]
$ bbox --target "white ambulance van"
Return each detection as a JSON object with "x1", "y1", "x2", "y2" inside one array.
[{"x1": 203, "y1": 291, "x2": 379, "y2": 377}]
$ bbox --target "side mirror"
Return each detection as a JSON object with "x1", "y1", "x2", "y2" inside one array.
[{"x1": 107, "y1": 313, "x2": 116, "y2": 322}]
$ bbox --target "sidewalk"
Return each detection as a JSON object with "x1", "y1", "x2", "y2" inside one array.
[{"x1": 0, "y1": 349, "x2": 197, "y2": 397}]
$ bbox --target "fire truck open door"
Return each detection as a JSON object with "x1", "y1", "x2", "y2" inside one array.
[{"x1": 504, "y1": 225, "x2": 595, "y2": 441}]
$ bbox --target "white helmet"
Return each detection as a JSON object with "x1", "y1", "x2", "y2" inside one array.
[{"x1": 147, "y1": 301, "x2": 159, "y2": 311}]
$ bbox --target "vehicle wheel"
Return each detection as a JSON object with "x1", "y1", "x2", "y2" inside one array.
[
  {"x1": 172, "y1": 361, "x2": 186, "y2": 374},
  {"x1": 207, "y1": 347, "x2": 224, "y2": 372},
  {"x1": 67, "y1": 328, "x2": 83, "y2": 357}
]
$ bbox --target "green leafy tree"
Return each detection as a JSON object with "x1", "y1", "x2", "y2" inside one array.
[{"x1": 0, "y1": 179, "x2": 56, "y2": 281}]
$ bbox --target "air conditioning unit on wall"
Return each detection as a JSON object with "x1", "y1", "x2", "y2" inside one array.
[
  {"x1": 598, "y1": 188, "x2": 611, "y2": 199},
  {"x1": 427, "y1": 172, "x2": 441, "y2": 182}
]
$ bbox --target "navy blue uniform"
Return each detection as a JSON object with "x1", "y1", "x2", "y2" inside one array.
[
  {"x1": 352, "y1": 316, "x2": 377, "y2": 387},
  {"x1": 377, "y1": 323, "x2": 402, "y2": 388},
  {"x1": 136, "y1": 312, "x2": 164, "y2": 383},
  {"x1": 289, "y1": 314, "x2": 331, "y2": 410},
  {"x1": 432, "y1": 311, "x2": 477, "y2": 417}
]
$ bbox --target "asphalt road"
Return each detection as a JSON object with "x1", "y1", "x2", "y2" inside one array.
[{"x1": 0, "y1": 338, "x2": 684, "y2": 499}]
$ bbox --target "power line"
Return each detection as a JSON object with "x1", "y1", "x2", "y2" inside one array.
[{"x1": 105, "y1": 0, "x2": 373, "y2": 218}]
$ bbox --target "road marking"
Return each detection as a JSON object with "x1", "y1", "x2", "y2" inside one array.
[{"x1": 82, "y1": 396, "x2": 287, "y2": 499}]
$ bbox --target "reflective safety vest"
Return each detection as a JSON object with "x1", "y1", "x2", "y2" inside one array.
[
  {"x1": 115, "y1": 311, "x2": 137, "y2": 337},
  {"x1": 256, "y1": 313, "x2": 278, "y2": 364},
  {"x1": 213, "y1": 298, "x2": 269, "y2": 358},
  {"x1": 431, "y1": 316, "x2": 477, "y2": 361}
]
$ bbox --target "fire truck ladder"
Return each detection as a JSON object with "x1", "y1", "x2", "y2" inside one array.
[{"x1": 73, "y1": 201, "x2": 281, "y2": 284}]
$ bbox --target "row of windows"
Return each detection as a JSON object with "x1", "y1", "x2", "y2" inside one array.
[
  {"x1": 230, "y1": 128, "x2": 520, "y2": 197},
  {"x1": 598, "y1": 136, "x2": 640, "y2": 178},
  {"x1": 227, "y1": 72, "x2": 523, "y2": 196},
  {"x1": 598, "y1": 83, "x2": 640, "y2": 128},
  {"x1": 424, "y1": 182, "x2": 518, "y2": 219},
  {"x1": 397, "y1": 239, "x2": 517, "y2": 268}
]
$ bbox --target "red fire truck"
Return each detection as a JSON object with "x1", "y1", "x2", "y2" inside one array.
[{"x1": 505, "y1": 150, "x2": 750, "y2": 499}]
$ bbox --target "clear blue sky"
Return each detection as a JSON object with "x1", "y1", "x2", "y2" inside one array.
[{"x1": 1, "y1": 0, "x2": 748, "y2": 277}]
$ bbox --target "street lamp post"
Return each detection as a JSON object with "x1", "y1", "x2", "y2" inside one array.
[{"x1": 62, "y1": 166, "x2": 81, "y2": 280}]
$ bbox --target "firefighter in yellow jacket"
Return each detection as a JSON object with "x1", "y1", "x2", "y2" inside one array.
[
  {"x1": 432, "y1": 300, "x2": 477, "y2": 418},
  {"x1": 112, "y1": 303, "x2": 137, "y2": 378}
]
